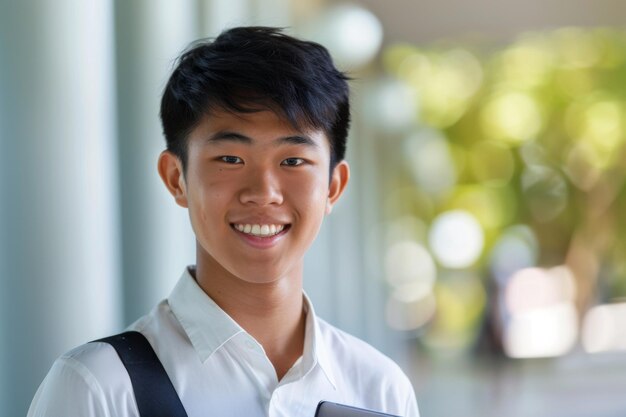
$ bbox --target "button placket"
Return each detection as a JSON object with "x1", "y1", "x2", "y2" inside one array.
[{"x1": 268, "y1": 390, "x2": 281, "y2": 417}]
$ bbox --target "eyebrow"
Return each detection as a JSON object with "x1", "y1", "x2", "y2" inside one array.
[
  {"x1": 207, "y1": 131, "x2": 251, "y2": 144},
  {"x1": 206, "y1": 131, "x2": 319, "y2": 148}
]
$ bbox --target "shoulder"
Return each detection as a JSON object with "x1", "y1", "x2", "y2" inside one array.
[
  {"x1": 27, "y1": 301, "x2": 174, "y2": 417},
  {"x1": 316, "y1": 319, "x2": 419, "y2": 416},
  {"x1": 27, "y1": 341, "x2": 136, "y2": 417},
  {"x1": 318, "y1": 318, "x2": 407, "y2": 378},
  {"x1": 62, "y1": 300, "x2": 171, "y2": 385},
  {"x1": 61, "y1": 338, "x2": 127, "y2": 377},
  {"x1": 317, "y1": 318, "x2": 415, "y2": 393}
]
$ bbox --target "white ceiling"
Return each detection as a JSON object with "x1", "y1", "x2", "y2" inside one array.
[{"x1": 328, "y1": 0, "x2": 626, "y2": 44}]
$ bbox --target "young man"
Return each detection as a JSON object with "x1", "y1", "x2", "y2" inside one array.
[{"x1": 28, "y1": 27, "x2": 419, "y2": 417}]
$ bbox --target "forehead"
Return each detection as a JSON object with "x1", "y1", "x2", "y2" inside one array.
[{"x1": 189, "y1": 109, "x2": 331, "y2": 151}]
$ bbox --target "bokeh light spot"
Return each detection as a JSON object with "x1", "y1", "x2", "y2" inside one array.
[
  {"x1": 504, "y1": 303, "x2": 578, "y2": 358},
  {"x1": 301, "y1": 4, "x2": 383, "y2": 70},
  {"x1": 582, "y1": 303, "x2": 626, "y2": 353},
  {"x1": 363, "y1": 77, "x2": 419, "y2": 133},
  {"x1": 481, "y1": 91, "x2": 543, "y2": 144},
  {"x1": 429, "y1": 210, "x2": 485, "y2": 268},
  {"x1": 496, "y1": 35, "x2": 554, "y2": 89},
  {"x1": 385, "y1": 240, "x2": 436, "y2": 289},
  {"x1": 404, "y1": 130, "x2": 457, "y2": 196},
  {"x1": 502, "y1": 266, "x2": 578, "y2": 358},
  {"x1": 386, "y1": 292, "x2": 437, "y2": 331}
]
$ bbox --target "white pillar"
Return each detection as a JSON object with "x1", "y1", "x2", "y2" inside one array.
[
  {"x1": 0, "y1": 1, "x2": 121, "y2": 416},
  {"x1": 198, "y1": 0, "x2": 253, "y2": 35},
  {"x1": 251, "y1": 0, "x2": 292, "y2": 27},
  {"x1": 114, "y1": 0, "x2": 197, "y2": 323},
  {"x1": 197, "y1": 0, "x2": 293, "y2": 38}
]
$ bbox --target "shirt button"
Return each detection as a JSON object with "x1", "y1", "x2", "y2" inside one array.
[{"x1": 245, "y1": 340, "x2": 255, "y2": 349}]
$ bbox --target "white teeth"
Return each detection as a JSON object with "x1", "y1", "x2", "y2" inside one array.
[{"x1": 233, "y1": 223, "x2": 286, "y2": 237}]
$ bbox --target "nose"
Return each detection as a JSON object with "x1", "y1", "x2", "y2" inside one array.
[{"x1": 238, "y1": 167, "x2": 283, "y2": 206}]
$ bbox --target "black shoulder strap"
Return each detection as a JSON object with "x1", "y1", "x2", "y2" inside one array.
[{"x1": 93, "y1": 331, "x2": 188, "y2": 417}]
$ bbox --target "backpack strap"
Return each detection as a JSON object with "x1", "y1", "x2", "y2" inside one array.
[{"x1": 93, "y1": 331, "x2": 188, "y2": 417}]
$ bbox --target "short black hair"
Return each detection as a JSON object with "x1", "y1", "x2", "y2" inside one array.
[{"x1": 160, "y1": 26, "x2": 351, "y2": 173}]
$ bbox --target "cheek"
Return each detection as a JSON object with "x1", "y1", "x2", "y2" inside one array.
[
  {"x1": 287, "y1": 174, "x2": 329, "y2": 216},
  {"x1": 187, "y1": 178, "x2": 228, "y2": 227}
]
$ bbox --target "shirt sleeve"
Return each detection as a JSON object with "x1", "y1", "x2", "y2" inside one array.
[
  {"x1": 27, "y1": 356, "x2": 111, "y2": 417},
  {"x1": 404, "y1": 387, "x2": 420, "y2": 417}
]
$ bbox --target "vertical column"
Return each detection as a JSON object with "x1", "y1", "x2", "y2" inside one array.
[
  {"x1": 250, "y1": 0, "x2": 292, "y2": 27},
  {"x1": 114, "y1": 0, "x2": 198, "y2": 323},
  {"x1": 198, "y1": 0, "x2": 253, "y2": 36},
  {"x1": 0, "y1": 1, "x2": 121, "y2": 416},
  {"x1": 352, "y1": 98, "x2": 394, "y2": 355}
]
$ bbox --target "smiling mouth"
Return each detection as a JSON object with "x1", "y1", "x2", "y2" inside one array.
[{"x1": 231, "y1": 223, "x2": 290, "y2": 237}]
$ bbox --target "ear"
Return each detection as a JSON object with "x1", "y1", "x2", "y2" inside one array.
[
  {"x1": 157, "y1": 150, "x2": 188, "y2": 208},
  {"x1": 326, "y1": 160, "x2": 350, "y2": 214}
]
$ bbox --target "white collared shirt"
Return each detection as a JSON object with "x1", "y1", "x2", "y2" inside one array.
[{"x1": 28, "y1": 268, "x2": 419, "y2": 417}]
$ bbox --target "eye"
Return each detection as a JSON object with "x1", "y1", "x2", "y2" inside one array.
[
  {"x1": 281, "y1": 157, "x2": 304, "y2": 166},
  {"x1": 219, "y1": 155, "x2": 243, "y2": 164}
]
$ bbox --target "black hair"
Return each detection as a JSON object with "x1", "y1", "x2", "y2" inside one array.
[{"x1": 160, "y1": 26, "x2": 351, "y2": 174}]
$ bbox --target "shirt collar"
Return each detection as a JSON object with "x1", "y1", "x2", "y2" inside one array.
[
  {"x1": 168, "y1": 267, "x2": 337, "y2": 389},
  {"x1": 302, "y1": 292, "x2": 337, "y2": 389},
  {"x1": 168, "y1": 267, "x2": 244, "y2": 362}
]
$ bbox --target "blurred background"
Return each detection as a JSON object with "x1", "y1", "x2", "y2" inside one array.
[{"x1": 2, "y1": 0, "x2": 626, "y2": 416}]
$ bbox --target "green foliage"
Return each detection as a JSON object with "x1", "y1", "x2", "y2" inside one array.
[{"x1": 378, "y1": 28, "x2": 626, "y2": 355}]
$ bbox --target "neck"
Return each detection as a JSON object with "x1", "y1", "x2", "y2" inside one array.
[{"x1": 193, "y1": 249, "x2": 306, "y2": 380}]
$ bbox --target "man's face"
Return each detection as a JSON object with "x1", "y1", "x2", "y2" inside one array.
[{"x1": 159, "y1": 109, "x2": 349, "y2": 285}]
